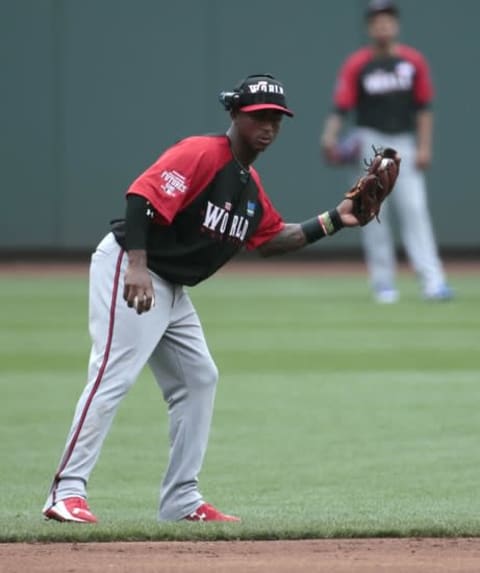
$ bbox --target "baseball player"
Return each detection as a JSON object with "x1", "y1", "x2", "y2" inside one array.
[
  {"x1": 321, "y1": 0, "x2": 453, "y2": 303},
  {"x1": 42, "y1": 73, "x2": 395, "y2": 524}
]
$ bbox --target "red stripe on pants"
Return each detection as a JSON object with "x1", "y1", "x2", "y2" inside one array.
[{"x1": 50, "y1": 247, "x2": 124, "y2": 503}]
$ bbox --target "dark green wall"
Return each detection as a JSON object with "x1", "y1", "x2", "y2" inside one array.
[{"x1": 2, "y1": 0, "x2": 478, "y2": 251}]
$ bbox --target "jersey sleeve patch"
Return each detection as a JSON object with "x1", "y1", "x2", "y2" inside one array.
[{"x1": 159, "y1": 169, "x2": 188, "y2": 197}]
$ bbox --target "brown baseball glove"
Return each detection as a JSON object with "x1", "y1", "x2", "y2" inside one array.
[{"x1": 345, "y1": 146, "x2": 401, "y2": 226}]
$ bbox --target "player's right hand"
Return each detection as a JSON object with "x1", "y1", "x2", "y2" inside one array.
[{"x1": 123, "y1": 263, "x2": 155, "y2": 315}]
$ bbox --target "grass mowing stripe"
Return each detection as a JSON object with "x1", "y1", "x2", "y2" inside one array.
[{"x1": 0, "y1": 271, "x2": 478, "y2": 541}]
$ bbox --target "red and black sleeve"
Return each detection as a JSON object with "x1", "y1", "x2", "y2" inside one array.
[
  {"x1": 245, "y1": 169, "x2": 285, "y2": 250},
  {"x1": 333, "y1": 47, "x2": 374, "y2": 114},
  {"x1": 127, "y1": 136, "x2": 230, "y2": 224},
  {"x1": 397, "y1": 45, "x2": 434, "y2": 110}
]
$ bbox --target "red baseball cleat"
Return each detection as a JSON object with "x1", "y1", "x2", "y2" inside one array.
[
  {"x1": 43, "y1": 496, "x2": 98, "y2": 523},
  {"x1": 184, "y1": 502, "x2": 240, "y2": 522}
]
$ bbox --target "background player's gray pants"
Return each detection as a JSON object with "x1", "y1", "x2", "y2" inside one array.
[
  {"x1": 357, "y1": 128, "x2": 447, "y2": 296},
  {"x1": 44, "y1": 233, "x2": 218, "y2": 521}
]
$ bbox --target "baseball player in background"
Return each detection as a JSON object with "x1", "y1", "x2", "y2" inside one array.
[
  {"x1": 42, "y1": 74, "x2": 390, "y2": 524},
  {"x1": 321, "y1": 0, "x2": 453, "y2": 303}
]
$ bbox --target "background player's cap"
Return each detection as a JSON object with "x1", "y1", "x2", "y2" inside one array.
[
  {"x1": 219, "y1": 74, "x2": 294, "y2": 117},
  {"x1": 366, "y1": 0, "x2": 399, "y2": 19}
]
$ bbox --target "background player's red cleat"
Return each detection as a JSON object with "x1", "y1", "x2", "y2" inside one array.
[
  {"x1": 43, "y1": 497, "x2": 97, "y2": 523},
  {"x1": 184, "y1": 502, "x2": 240, "y2": 522}
]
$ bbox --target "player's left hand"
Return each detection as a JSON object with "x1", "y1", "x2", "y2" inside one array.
[
  {"x1": 335, "y1": 198, "x2": 364, "y2": 227},
  {"x1": 341, "y1": 146, "x2": 401, "y2": 226}
]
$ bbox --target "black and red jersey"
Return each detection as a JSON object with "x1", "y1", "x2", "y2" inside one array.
[
  {"x1": 112, "y1": 134, "x2": 284, "y2": 286},
  {"x1": 333, "y1": 44, "x2": 434, "y2": 133}
]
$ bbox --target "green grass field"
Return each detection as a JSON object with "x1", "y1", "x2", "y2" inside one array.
[{"x1": 0, "y1": 267, "x2": 479, "y2": 542}]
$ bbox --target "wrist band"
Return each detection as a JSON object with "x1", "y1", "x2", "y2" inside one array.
[
  {"x1": 301, "y1": 216, "x2": 327, "y2": 243},
  {"x1": 301, "y1": 209, "x2": 344, "y2": 244},
  {"x1": 320, "y1": 209, "x2": 344, "y2": 236}
]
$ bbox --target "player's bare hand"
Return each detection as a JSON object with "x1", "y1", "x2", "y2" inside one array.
[
  {"x1": 123, "y1": 262, "x2": 155, "y2": 315},
  {"x1": 321, "y1": 136, "x2": 339, "y2": 165},
  {"x1": 415, "y1": 147, "x2": 431, "y2": 170},
  {"x1": 335, "y1": 198, "x2": 363, "y2": 227}
]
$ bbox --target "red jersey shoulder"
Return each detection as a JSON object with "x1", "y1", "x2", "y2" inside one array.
[
  {"x1": 334, "y1": 47, "x2": 375, "y2": 110},
  {"x1": 162, "y1": 134, "x2": 230, "y2": 164},
  {"x1": 343, "y1": 46, "x2": 376, "y2": 70},
  {"x1": 396, "y1": 44, "x2": 434, "y2": 104},
  {"x1": 246, "y1": 167, "x2": 284, "y2": 251},
  {"x1": 127, "y1": 134, "x2": 232, "y2": 224},
  {"x1": 176, "y1": 134, "x2": 229, "y2": 152},
  {"x1": 249, "y1": 167, "x2": 271, "y2": 205},
  {"x1": 249, "y1": 167, "x2": 263, "y2": 191},
  {"x1": 396, "y1": 44, "x2": 429, "y2": 68}
]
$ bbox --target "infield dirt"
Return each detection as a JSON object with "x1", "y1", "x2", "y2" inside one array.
[{"x1": 2, "y1": 538, "x2": 480, "y2": 573}]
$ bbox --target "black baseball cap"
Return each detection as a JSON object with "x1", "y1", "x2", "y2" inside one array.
[
  {"x1": 235, "y1": 74, "x2": 294, "y2": 117},
  {"x1": 366, "y1": 0, "x2": 399, "y2": 19}
]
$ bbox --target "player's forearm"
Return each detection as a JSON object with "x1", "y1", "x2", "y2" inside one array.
[
  {"x1": 416, "y1": 109, "x2": 433, "y2": 153},
  {"x1": 257, "y1": 224, "x2": 306, "y2": 256},
  {"x1": 321, "y1": 113, "x2": 344, "y2": 147},
  {"x1": 125, "y1": 193, "x2": 151, "y2": 255},
  {"x1": 258, "y1": 211, "x2": 344, "y2": 257}
]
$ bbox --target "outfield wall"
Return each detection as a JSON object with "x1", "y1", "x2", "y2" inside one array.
[{"x1": 2, "y1": 0, "x2": 479, "y2": 253}]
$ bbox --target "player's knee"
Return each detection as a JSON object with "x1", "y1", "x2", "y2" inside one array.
[{"x1": 192, "y1": 358, "x2": 218, "y2": 389}]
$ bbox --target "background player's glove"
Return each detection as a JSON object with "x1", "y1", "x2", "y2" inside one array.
[
  {"x1": 325, "y1": 129, "x2": 361, "y2": 165},
  {"x1": 345, "y1": 147, "x2": 401, "y2": 226}
]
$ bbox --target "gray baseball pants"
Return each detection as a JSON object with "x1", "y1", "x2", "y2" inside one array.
[
  {"x1": 357, "y1": 128, "x2": 447, "y2": 296},
  {"x1": 44, "y1": 232, "x2": 218, "y2": 521}
]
